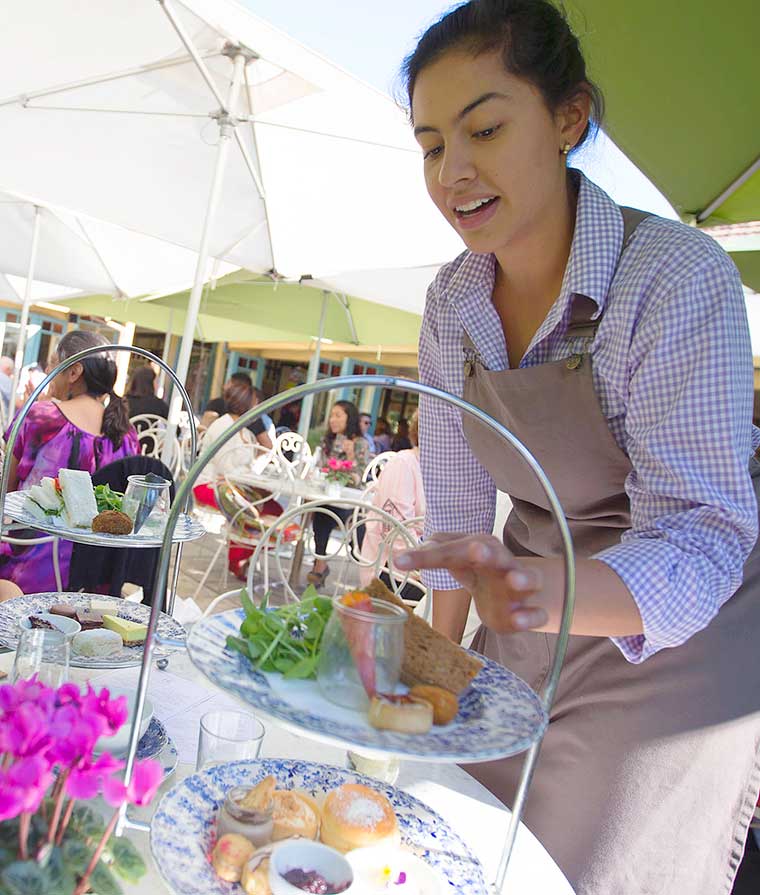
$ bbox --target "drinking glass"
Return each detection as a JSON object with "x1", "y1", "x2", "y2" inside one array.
[
  {"x1": 316, "y1": 596, "x2": 406, "y2": 710},
  {"x1": 11, "y1": 629, "x2": 70, "y2": 687},
  {"x1": 124, "y1": 473, "x2": 171, "y2": 534},
  {"x1": 196, "y1": 710, "x2": 266, "y2": 771}
]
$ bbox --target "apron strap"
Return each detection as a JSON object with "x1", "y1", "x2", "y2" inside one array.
[{"x1": 565, "y1": 205, "x2": 652, "y2": 342}]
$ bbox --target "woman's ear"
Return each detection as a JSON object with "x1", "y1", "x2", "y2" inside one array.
[
  {"x1": 556, "y1": 88, "x2": 591, "y2": 153},
  {"x1": 67, "y1": 362, "x2": 84, "y2": 384}
]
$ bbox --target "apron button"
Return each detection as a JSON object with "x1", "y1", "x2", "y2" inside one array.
[
  {"x1": 464, "y1": 360, "x2": 474, "y2": 377},
  {"x1": 566, "y1": 354, "x2": 582, "y2": 370}
]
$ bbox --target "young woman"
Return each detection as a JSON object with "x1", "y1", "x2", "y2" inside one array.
[
  {"x1": 394, "y1": 2, "x2": 760, "y2": 892},
  {"x1": 126, "y1": 364, "x2": 169, "y2": 420},
  {"x1": 307, "y1": 400, "x2": 371, "y2": 586},
  {"x1": 1, "y1": 330, "x2": 138, "y2": 593}
]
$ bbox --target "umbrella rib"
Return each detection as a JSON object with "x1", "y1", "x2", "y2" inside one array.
[
  {"x1": 697, "y1": 153, "x2": 760, "y2": 223},
  {"x1": 0, "y1": 50, "x2": 220, "y2": 109},
  {"x1": 250, "y1": 119, "x2": 418, "y2": 154},
  {"x1": 15, "y1": 104, "x2": 213, "y2": 118}
]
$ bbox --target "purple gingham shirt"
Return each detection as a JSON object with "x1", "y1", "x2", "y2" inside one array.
[{"x1": 418, "y1": 171, "x2": 759, "y2": 663}]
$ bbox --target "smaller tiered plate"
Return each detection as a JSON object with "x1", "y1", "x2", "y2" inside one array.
[
  {"x1": 137, "y1": 718, "x2": 179, "y2": 778},
  {"x1": 187, "y1": 608, "x2": 547, "y2": 763},
  {"x1": 150, "y1": 758, "x2": 487, "y2": 895},
  {"x1": 0, "y1": 593, "x2": 186, "y2": 668},
  {"x1": 4, "y1": 491, "x2": 204, "y2": 547}
]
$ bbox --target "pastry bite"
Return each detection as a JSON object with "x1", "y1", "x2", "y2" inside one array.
[
  {"x1": 28, "y1": 615, "x2": 57, "y2": 630},
  {"x1": 240, "y1": 849, "x2": 271, "y2": 894},
  {"x1": 240, "y1": 775, "x2": 276, "y2": 811},
  {"x1": 102, "y1": 614, "x2": 147, "y2": 644},
  {"x1": 212, "y1": 833, "x2": 256, "y2": 882},
  {"x1": 368, "y1": 694, "x2": 433, "y2": 734},
  {"x1": 50, "y1": 603, "x2": 77, "y2": 619},
  {"x1": 72, "y1": 628, "x2": 122, "y2": 658},
  {"x1": 408, "y1": 685, "x2": 459, "y2": 726},
  {"x1": 92, "y1": 509, "x2": 133, "y2": 535},
  {"x1": 218, "y1": 784, "x2": 274, "y2": 848},
  {"x1": 320, "y1": 784, "x2": 399, "y2": 854},
  {"x1": 271, "y1": 789, "x2": 320, "y2": 841},
  {"x1": 75, "y1": 610, "x2": 104, "y2": 630}
]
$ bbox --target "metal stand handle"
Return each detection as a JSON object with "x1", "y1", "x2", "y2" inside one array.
[{"x1": 131, "y1": 374, "x2": 575, "y2": 891}]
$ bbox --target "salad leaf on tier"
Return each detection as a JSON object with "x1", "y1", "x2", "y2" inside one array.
[{"x1": 226, "y1": 585, "x2": 333, "y2": 679}]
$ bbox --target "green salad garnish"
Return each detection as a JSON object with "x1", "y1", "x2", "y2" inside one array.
[
  {"x1": 226, "y1": 585, "x2": 333, "y2": 680},
  {"x1": 94, "y1": 484, "x2": 124, "y2": 513}
]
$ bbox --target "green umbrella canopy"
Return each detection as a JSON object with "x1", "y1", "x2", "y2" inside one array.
[
  {"x1": 59, "y1": 273, "x2": 422, "y2": 347},
  {"x1": 568, "y1": 0, "x2": 759, "y2": 226}
]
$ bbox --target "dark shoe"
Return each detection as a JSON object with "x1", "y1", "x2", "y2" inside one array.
[{"x1": 306, "y1": 566, "x2": 330, "y2": 587}]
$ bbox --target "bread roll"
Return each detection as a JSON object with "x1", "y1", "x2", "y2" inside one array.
[
  {"x1": 271, "y1": 790, "x2": 320, "y2": 841},
  {"x1": 211, "y1": 833, "x2": 255, "y2": 882},
  {"x1": 320, "y1": 784, "x2": 399, "y2": 854}
]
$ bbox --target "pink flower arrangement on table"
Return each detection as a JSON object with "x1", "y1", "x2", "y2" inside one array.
[
  {"x1": 321, "y1": 457, "x2": 355, "y2": 487},
  {"x1": 0, "y1": 677, "x2": 161, "y2": 895}
]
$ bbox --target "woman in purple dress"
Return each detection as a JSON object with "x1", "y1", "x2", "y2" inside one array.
[{"x1": 1, "y1": 330, "x2": 138, "y2": 594}]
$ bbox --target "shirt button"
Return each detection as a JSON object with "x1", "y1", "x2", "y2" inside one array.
[
  {"x1": 566, "y1": 354, "x2": 582, "y2": 370},
  {"x1": 464, "y1": 360, "x2": 474, "y2": 377}
]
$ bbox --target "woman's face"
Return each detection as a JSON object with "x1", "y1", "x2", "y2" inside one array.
[
  {"x1": 46, "y1": 355, "x2": 82, "y2": 401},
  {"x1": 412, "y1": 50, "x2": 581, "y2": 256},
  {"x1": 329, "y1": 404, "x2": 349, "y2": 435}
]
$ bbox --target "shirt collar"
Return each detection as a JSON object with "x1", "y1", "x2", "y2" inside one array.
[{"x1": 446, "y1": 171, "x2": 624, "y2": 314}]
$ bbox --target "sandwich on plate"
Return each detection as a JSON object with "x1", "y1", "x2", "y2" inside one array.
[
  {"x1": 25, "y1": 477, "x2": 64, "y2": 523},
  {"x1": 25, "y1": 469, "x2": 99, "y2": 529}
]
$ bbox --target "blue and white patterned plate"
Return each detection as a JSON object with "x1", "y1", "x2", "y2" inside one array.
[
  {"x1": 150, "y1": 759, "x2": 487, "y2": 895},
  {"x1": 4, "y1": 491, "x2": 205, "y2": 547},
  {"x1": 187, "y1": 609, "x2": 547, "y2": 762},
  {"x1": 0, "y1": 593, "x2": 186, "y2": 668},
  {"x1": 137, "y1": 718, "x2": 178, "y2": 778}
]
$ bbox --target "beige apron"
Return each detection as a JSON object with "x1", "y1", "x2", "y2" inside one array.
[{"x1": 459, "y1": 211, "x2": 760, "y2": 894}]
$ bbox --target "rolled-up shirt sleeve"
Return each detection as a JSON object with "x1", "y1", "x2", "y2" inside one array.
[
  {"x1": 418, "y1": 278, "x2": 497, "y2": 591},
  {"x1": 595, "y1": 253, "x2": 758, "y2": 662}
]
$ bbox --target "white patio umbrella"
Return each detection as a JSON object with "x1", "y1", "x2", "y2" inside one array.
[
  {"x1": 0, "y1": 187, "x2": 237, "y2": 402},
  {"x1": 0, "y1": 0, "x2": 463, "y2": 422}
]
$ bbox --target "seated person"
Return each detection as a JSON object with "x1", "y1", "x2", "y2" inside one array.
[
  {"x1": 193, "y1": 376, "x2": 282, "y2": 579},
  {"x1": 0, "y1": 330, "x2": 138, "y2": 594},
  {"x1": 359, "y1": 412, "x2": 424, "y2": 600},
  {"x1": 201, "y1": 372, "x2": 272, "y2": 450}
]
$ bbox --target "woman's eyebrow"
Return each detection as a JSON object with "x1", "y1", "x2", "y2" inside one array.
[{"x1": 413, "y1": 91, "x2": 510, "y2": 136}]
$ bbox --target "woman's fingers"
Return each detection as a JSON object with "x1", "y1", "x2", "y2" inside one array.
[{"x1": 396, "y1": 534, "x2": 515, "y2": 573}]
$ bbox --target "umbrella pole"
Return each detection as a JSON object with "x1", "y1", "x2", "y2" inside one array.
[
  {"x1": 298, "y1": 290, "x2": 330, "y2": 440},
  {"x1": 163, "y1": 47, "x2": 248, "y2": 461},
  {"x1": 10, "y1": 205, "x2": 41, "y2": 409}
]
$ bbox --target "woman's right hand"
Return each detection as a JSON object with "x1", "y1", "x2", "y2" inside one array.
[{"x1": 396, "y1": 533, "x2": 548, "y2": 633}]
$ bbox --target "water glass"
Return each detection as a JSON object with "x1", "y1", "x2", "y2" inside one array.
[
  {"x1": 196, "y1": 710, "x2": 266, "y2": 771},
  {"x1": 124, "y1": 473, "x2": 171, "y2": 533},
  {"x1": 346, "y1": 750, "x2": 400, "y2": 785},
  {"x1": 11, "y1": 629, "x2": 70, "y2": 687},
  {"x1": 317, "y1": 595, "x2": 407, "y2": 710}
]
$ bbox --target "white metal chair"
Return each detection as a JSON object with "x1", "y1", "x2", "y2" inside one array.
[{"x1": 129, "y1": 413, "x2": 183, "y2": 481}]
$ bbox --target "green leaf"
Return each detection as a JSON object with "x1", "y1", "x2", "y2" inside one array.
[
  {"x1": 42, "y1": 847, "x2": 75, "y2": 895},
  {"x1": 225, "y1": 635, "x2": 249, "y2": 657},
  {"x1": 69, "y1": 805, "x2": 106, "y2": 840},
  {"x1": 108, "y1": 838, "x2": 146, "y2": 884},
  {"x1": 1, "y1": 862, "x2": 46, "y2": 895},
  {"x1": 300, "y1": 584, "x2": 320, "y2": 601},
  {"x1": 90, "y1": 861, "x2": 123, "y2": 895},
  {"x1": 240, "y1": 587, "x2": 256, "y2": 617},
  {"x1": 272, "y1": 655, "x2": 295, "y2": 673},
  {"x1": 0, "y1": 821, "x2": 19, "y2": 849},
  {"x1": 283, "y1": 654, "x2": 319, "y2": 679},
  {"x1": 62, "y1": 839, "x2": 91, "y2": 869},
  {"x1": 240, "y1": 616, "x2": 261, "y2": 638}
]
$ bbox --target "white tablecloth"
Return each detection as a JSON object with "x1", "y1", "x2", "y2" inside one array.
[{"x1": 0, "y1": 646, "x2": 574, "y2": 894}]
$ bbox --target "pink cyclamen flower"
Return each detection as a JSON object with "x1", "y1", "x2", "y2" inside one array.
[
  {"x1": 2, "y1": 700, "x2": 53, "y2": 759},
  {"x1": 67, "y1": 753, "x2": 126, "y2": 801},
  {"x1": 102, "y1": 759, "x2": 163, "y2": 808},
  {"x1": 55, "y1": 682, "x2": 82, "y2": 707},
  {"x1": 0, "y1": 755, "x2": 53, "y2": 821},
  {"x1": 82, "y1": 686, "x2": 129, "y2": 735},
  {"x1": 48, "y1": 703, "x2": 105, "y2": 766},
  {"x1": 328, "y1": 457, "x2": 340, "y2": 470},
  {"x1": 340, "y1": 460, "x2": 354, "y2": 470}
]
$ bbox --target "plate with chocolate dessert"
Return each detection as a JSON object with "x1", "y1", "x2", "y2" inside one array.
[
  {"x1": 0, "y1": 592, "x2": 186, "y2": 668},
  {"x1": 150, "y1": 758, "x2": 487, "y2": 895},
  {"x1": 187, "y1": 580, "x2": 547, "y2": 763}
]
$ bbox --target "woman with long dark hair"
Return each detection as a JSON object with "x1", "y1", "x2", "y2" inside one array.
[
  {"x1": 394, "y1": 2, "x2": 760, "y2": 891},
  {"x1": 308, "y1": 400, "x2": 371, "y2": 586},
  {"x1": 0, "y1": 330, "x2": 138, "y2": 592},
  {"x1": 126, "y1": 364, "x2": 169, "y2": 420}
]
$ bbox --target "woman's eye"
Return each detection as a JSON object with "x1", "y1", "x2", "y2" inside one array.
[
  {"x1": 474, "y1": 125, "x2": 500, "y2": 139},
  {"x1": 423, "y1": 145, "x2": 443, "y2": 160}
]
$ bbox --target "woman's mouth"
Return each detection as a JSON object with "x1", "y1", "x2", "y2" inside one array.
[{"x1": 452, "y1": 196, "x2": 500, "y2": 230}]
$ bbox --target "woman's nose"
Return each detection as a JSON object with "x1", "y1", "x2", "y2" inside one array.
[{"x1": 438, "y1": 144, "x2": 476, "y2": 188}]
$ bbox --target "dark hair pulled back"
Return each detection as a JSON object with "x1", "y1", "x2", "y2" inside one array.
[
  {"x1": 126, "y1": 364, "x2": 157, "y2": 399},
  {"x1": 56, "y1": 329, "x2": 132, "y2": 449},
  {"x1": 324, "y1": 400, "x2": 362, "y2": 454},
  {"x1": 223, "y1": 375, "x2": 254, "y2": 417},
  {"x1": 402, "y1": 0, "x2": 603, "y2": 152}
]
